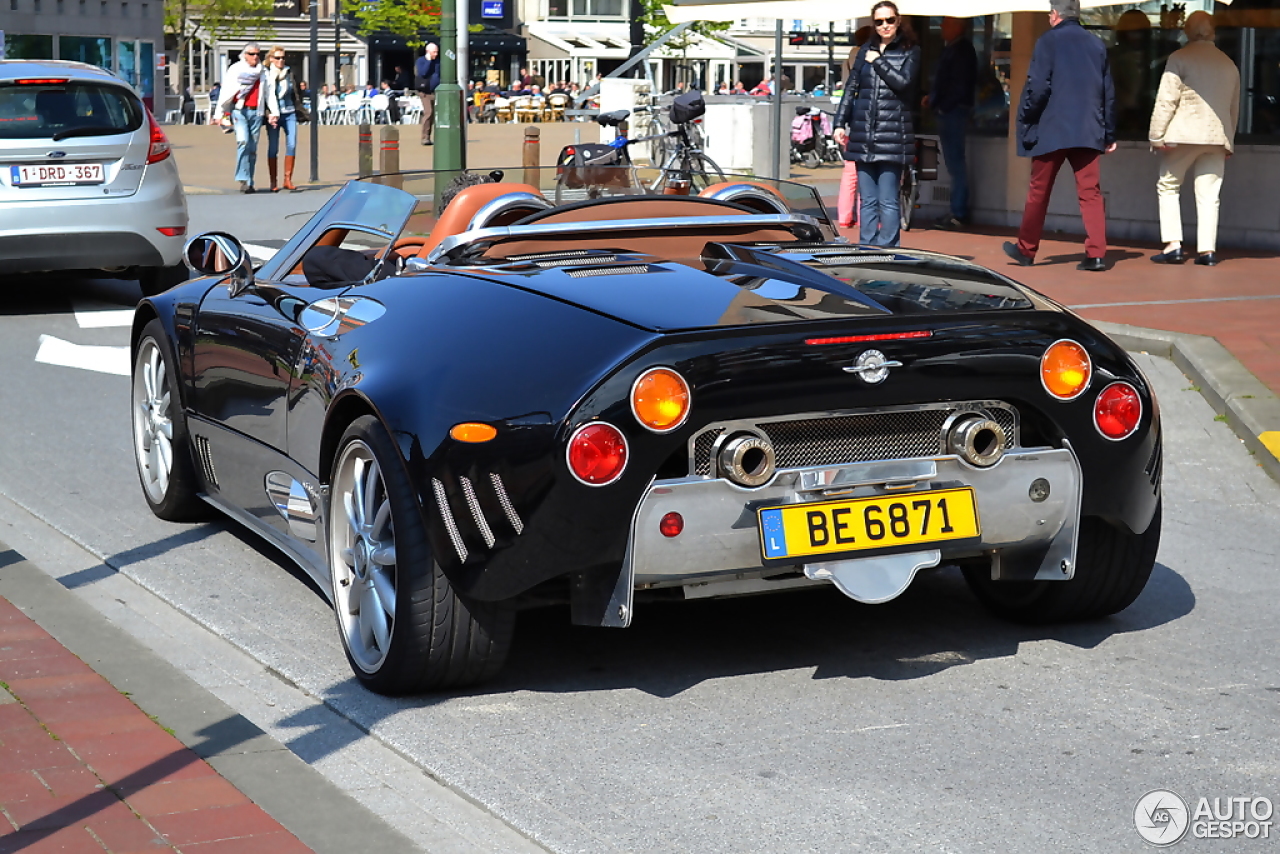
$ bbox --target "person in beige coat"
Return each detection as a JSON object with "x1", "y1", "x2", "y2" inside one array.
[{"x1": 1148, "y1": 11, "x2": 1239, "y2": 266}]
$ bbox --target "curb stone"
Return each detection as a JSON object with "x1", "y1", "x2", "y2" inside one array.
[{"x1": 1096, "y1": 321, "x2": 1280, "y2": 484}]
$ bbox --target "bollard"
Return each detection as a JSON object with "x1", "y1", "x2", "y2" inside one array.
[
  {"x1": 379, "y1": 126, "x2": 401, "y2": 191},
  {"x1": 358, "y1": 124, "x2": 373, "y2": 180},
  {"x1": 523, "y1": 125, "x2": 540, "y2": 189}
]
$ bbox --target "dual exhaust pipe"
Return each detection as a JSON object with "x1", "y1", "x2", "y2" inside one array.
[{"x1": 715, "y1": 413, "x2": 1007, "y2": 488}]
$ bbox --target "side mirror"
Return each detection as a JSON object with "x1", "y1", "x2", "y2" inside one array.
[{"x1": 184, "y1": 232, "x2": 255, "y2": 297}]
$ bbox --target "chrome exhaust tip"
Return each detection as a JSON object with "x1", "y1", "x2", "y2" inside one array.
[
  {"x1": 718, "y1": 433, "x2": 776, "y2": 487},
  {"x1": 947, "y1": 415, "x2": 1007, "y2": 467}
]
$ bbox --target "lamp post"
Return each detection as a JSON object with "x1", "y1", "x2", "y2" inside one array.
[
  {"x1": 309, "y1": 0, "x2": 320, "y2": 182},
  {"x1": 434, "y1": 0, "x2": 465, "y2": 208}
]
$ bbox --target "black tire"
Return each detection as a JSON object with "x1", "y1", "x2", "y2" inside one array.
[
  {"x1": 899, "y1": 166, "x2": 918, "y2": 232},
  {"x1": 962, "y1": 500, "x2": 1161, "y2": 624},
  {"x1": 686, "y1": 152, "x2": 727, "y2": 194},
  {"x1": 131, "y1": 320, "x2": 208, "y2": 521},
  {"x1": 137, "y1": 263, "x2": 188, "y2": 298},
  {"x1": 328, "y1": 415, "x2": 514, "y2": 694}
]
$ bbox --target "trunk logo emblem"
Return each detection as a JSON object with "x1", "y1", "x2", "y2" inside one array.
[
  {"x1": 843, "y1": 349, "x2": 902, "y2": 384},
  {"x1": 47, "y1": 151, "x2": 67, "y2": 158}
]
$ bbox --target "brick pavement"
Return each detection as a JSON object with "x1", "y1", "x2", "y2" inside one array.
[{"x1": 0, "y1": 595, "x2": 313, "y2": 854}]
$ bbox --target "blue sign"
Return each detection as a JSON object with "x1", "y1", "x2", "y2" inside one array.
[{"x1": 481, "y1": 0, "x2": 503, "y2": 17}]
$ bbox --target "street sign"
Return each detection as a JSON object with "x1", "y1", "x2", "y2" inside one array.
[{"x1": 481, "y1": 1, "x2": 503, "y2": 18}]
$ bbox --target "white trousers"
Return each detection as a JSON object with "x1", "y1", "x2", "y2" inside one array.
[{"x1": 1157, "y1": 143, "x2": 1226, "y2": 253}]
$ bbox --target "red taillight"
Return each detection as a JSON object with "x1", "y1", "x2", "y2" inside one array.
[
  {"x1": 659, "y1": 512, "x2": 684, "y2": 538},
  {"x1": 806, "y1": 331, "x2": 932, "y2": 346},
  {"x1": 145, "y1": 109, "x2": 171, "y2": 164},
  {"x1": 157, "y1": 226, "x2": 186, "y2": 237},
  {"x1": 567, "y1": 422, "x2": 628, "y2": 486},
  {"x1": 1094, "y1": 382, "x2": 1142, "y2": 440},
  {"x1": 16, "y1": 78, "x2": 70, "y2": 85}
]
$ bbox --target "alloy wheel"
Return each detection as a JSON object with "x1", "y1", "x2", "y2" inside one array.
[{"x1": 330, "y1": 440, "x2": 399, "y2": 673}]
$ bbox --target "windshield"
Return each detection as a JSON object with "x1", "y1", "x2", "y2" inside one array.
[{"x1": 0, "y1": 80, "x2": 141, "y2": 140}]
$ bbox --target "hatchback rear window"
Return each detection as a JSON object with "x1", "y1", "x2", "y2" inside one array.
[{"x1": 0, "y1": 81, "x2": 142, "y2": 140}]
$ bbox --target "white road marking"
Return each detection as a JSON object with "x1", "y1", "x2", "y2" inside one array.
[
  {"x1": 35, "y1": 334, "x2": 130, "y2": 376},
  {"x1": 243, "y1": 242, "x2": 279, "y2": 262},
  {"x1": 72, "y1": 299, "x2": 134, "y2": 329}
]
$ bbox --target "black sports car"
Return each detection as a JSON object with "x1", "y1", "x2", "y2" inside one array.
[{"x1": 131, "y1": 170, "x2": 1161, "y2": 695}]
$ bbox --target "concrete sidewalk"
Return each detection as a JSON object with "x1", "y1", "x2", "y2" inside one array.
[{"x1": 0, "y1": 544, "x2": 419, "y2": 853}]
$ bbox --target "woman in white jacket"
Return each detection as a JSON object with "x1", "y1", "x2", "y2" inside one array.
[
  {"x1": 264, "y1": 45, "x2": 304, "y2": 192},
  {"x1": 1148, "y1": 11, "x2": 1239, "y2": 266}
]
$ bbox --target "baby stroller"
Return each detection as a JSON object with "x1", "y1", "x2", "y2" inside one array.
[{"x1": 790, "y1": 106, "x2": 838, "y2": 168}]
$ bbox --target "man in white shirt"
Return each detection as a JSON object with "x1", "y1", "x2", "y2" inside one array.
[{"x1": 218, "y1": 42, "x2": 268, "y2": 193}]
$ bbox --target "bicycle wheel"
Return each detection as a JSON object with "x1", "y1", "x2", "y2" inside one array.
[
  {"x1": 899, "y1": 166, "x2": 918, "y2": 232},
  {"x1": 686, "y1": 152, "x2": 728, "y2": 193}
]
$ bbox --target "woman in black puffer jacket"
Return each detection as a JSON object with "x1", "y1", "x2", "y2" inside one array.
[{"x1": 833, "y1": 0, "x2": 920, "y2": 247}]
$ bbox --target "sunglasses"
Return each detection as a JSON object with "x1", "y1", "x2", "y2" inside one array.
[
  {"x1": 874, "y1": 15, "x2": 897, "y2": 25},
  {"x1": 271, "y1": 55, "x2": 285, "y2": 60},
  {"x1": 244, "y1": 51, "x2": 260, "y2": 56}
]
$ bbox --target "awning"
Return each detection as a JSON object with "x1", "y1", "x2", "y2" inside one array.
[
  {"x1": 526, "y1": 21, "x2": 736, "y2": 60},
  {"x1": 665, "y1": 0, "x2": 1229, "y2": 23}
]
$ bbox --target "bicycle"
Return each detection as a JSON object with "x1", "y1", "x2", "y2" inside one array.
[
  {"x1": 554, "y1": 94, "x2": 726, "y2": 204},
  {"x1": 898, "y1": 137, "x2": 939, "y2": 232}
]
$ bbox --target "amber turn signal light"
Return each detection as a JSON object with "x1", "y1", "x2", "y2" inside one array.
[
  {"x1": 1040, "y1": 340, "x2": 1092, "y2": 400},
  {"x1": 450, "y1": 422, "x2": 497, "y2": 443},
  {"x1": 631, "y1": 367, "x2": 691, "y2": 433}
]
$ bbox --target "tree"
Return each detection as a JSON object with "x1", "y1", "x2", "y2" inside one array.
[
  {"x1": 164, "y1": 0, "x2": 275, "y2": 94},
  {"x1": 352, "y1": 0, "x2": 441, "y2": 49},
  {"x1": 639, "y1": 0, "x2": 728, "y2": 52}
]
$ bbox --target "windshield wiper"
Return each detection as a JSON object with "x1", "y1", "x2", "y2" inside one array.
[{"x1": 50, "y1": 126, "x2": 125, "y2": 142}]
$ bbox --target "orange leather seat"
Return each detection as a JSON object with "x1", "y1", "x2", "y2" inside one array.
[{"x1": 415, "y1": 182, "x2": 544, "y2": 258}]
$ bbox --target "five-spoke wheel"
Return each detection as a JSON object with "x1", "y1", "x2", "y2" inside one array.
[{"x1": 131, "y1": 320, "x2": 206, "y2": 521}]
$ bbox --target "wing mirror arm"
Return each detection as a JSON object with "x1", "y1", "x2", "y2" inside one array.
[{"x1": 184, "y1": 232, "x2": 256, "y2": 297}]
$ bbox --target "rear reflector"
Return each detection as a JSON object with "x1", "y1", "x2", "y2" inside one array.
[
  {"x1": 157, "y1": 226, "x2": 186, "y2": 237},
  {"x1": 806, "y1": 331, "x2": 932, "y2": 346},
  {"x1": 145, "y1": 108, "x2": 172, "y2": 164}
]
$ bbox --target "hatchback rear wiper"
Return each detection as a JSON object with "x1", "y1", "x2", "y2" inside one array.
[{"x1": 50, "y1": 126, "x2": 125, "y2": 142}]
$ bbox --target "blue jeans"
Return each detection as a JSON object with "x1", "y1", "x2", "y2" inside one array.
[
  {"x1": 265, "y1": 111, "x2": 298, "y2": 158},
  {"x1": 232, "y1": 108, "x2": 263, "y2": 184},
  {"x1": 857, "y1": 162, "x2": 904, "y2": 247},
  {"x1": 937, "y1": 107, "x2": 970, "y2": 220}
]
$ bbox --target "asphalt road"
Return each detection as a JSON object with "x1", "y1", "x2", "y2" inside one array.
[{"x1": 1, "y1": 197, "x2": 1279, "y2": 852}]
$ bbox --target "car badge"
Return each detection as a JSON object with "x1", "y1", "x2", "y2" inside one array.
[
  {"x1": 843, "y1": 349, "x2": 902, "y2": 384},
  {"x1": 47, "y1": 151, "x2": 67, "y2": 159}
]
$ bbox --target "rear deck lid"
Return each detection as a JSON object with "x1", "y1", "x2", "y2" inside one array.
[{"x1": 479, "y1": 244, "x2": 1036, "y2": 331}]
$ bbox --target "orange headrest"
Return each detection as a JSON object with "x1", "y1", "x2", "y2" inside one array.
[{"x1": 417, "y1": 182, "x2": 544, "y2": 257}]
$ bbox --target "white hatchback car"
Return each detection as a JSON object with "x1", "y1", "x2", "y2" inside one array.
[{"x1": 0, "y1": 59, "x2": 188, "y2": 295}]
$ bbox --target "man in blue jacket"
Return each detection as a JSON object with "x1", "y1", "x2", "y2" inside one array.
[
  {"x1": 924, "y1": 17, "x2": 977, "y2": 230},
  {"x1": 1003, "y1": 0, "x2": 1116, "y2": 271},
  {"x1": 415, "y1": 42, "x2": 441, "y2": 145}
]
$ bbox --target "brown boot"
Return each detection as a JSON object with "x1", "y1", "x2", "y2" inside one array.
[
  {"x1": 267, "y1": 157, "x2": 279, "y2": 192},
  {"x1": 283, "y1": 155, "x2": 298, "y2": 192}
]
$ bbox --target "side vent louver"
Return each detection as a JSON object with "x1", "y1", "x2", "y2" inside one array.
[
  {"x1": 193, "y1": 436, "x2": 218, "y2": 488},
  {"x1": 431, "y1": 478, "x2": 469, "y2": 563},
  {"x1": 459, "y1": 476, "x2": 496, "y2": 549},
  {"x1": 489, "y1": 473, "x2": 524, "y2": 535}
]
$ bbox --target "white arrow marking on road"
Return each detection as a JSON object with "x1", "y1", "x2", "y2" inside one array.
[
  {"x1": 73, "y1": 299, "x2": 134, "y2": 329},
  {"x1": 243, "y1": 243, "x2": 278, "y2": 262},
  {"x1": 35, "y1": 335, "x2": 130, "y2": 376}
]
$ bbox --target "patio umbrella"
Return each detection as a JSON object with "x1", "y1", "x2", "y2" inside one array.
[{"x1": 664, "y1": 0, "x2": 1228, "y2": 23}]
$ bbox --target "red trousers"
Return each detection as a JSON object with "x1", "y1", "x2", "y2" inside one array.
[{"x1": 1017, "y1": 147, "x2": 1107, "y2": 261}]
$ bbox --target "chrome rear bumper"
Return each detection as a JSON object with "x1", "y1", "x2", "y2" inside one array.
[{"x1": 613, "y1": 447, "x2": 1082, "y2": 623}]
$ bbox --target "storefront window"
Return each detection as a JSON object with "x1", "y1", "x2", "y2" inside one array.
[
  {"x1": 916, "y1": 15, "x2": 1011, "y2": 136},
  {"x1": 570, "y1": 0, "x2": 622, "y2": 18},
  {"x1": 118, "y1": 40, "x2": 138, "y2": 87},
  {"x1": 5, "y1": 35, "x2": 55, "y2": 59},
  {"x1": 1087, "y1": 1, "x2": 1280, "y2": 141},
  {"x1": 59, "y1": 36, "x2": 112, "y2": 70}
]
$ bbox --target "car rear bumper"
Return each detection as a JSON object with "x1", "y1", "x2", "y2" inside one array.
[
  {"x1": 0, "y1": 162, "x2": 187, "y2": 273},
  {"x1": 625, "y1": 447, "x2": 1082, "y2": 609}
]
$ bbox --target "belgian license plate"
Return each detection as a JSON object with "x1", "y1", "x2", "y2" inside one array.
[
  {"x1": 11, "y1": 163, "x2": 104, "y2": 186},
  {"x1": 758, "y1": 488, "x2": 980, "y2": 561}
]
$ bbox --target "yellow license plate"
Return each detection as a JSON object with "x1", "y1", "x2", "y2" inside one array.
[{"x1": 758, "y1": 488, "x2": 981, "y2": 561}]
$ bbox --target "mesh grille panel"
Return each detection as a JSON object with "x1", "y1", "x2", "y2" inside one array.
[{"x1": 692, "y1": 404, "x2": 1018, "y2": 475}]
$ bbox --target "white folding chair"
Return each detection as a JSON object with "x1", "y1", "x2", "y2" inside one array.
[
  {"x1": 400, "y1": 96, "x2": 422, "y2": 124},
  {"x1": 369, "y1": 93, "x2": 391, "y2": 124}
]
